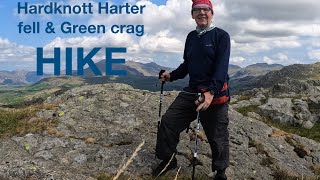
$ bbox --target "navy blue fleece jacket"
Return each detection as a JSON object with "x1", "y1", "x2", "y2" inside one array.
[{"x1": 170, "y1": 27, "x2": 230, "y2": 96}]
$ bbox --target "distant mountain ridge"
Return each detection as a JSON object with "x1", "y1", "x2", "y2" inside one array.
[
  {"x1": 230, "y1": 62, "x2": 320, "y2": 93},
  {"x1": 255, "y1": 62, "x2": 320, "y2": 86},
  {"x1": 0, "y1": 70, "x2": 49, "y2": 85},
  {"x1": 0, "y1": 61, "x2": 293, "y2": 92},
  {"x1": 83, "y1": 61, "x2": 283, "y2": 79},
  {"x1": 83, "y1": 60, "x2": 175, "y2": 77},
  {"x1": 230, "y1": 63, "x2": 284, "y2": 79}
]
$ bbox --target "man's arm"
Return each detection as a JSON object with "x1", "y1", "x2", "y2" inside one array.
[
  {"x1": 169, "y1": 60, "x2": 189, "y2": 82},
  {"x1": 159, "y1": 56, "x2": 189, "y2": 82},
  {"x1": 208, "y1": 31, "x2": 230, "y2": 94}
]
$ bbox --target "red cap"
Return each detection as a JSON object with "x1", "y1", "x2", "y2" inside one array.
[{"x1": 192, "y1": 0, "x2": 213, "y2": 9}]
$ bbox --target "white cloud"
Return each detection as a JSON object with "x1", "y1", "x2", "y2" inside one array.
[
  {"x1": 275, "y1": 53, "x2": 288, "y2": 61},
  {"x1": 263, "y1": 53, "x2": 302, "y2": 65},
  {"x1": 311, "y1": 40, "x2": 320, "y2": 48},
  {"x1": 44, "y1": 32, "x2": 134, "y2": 50},
  {"x1": 0, "y1": 38, "x2": 36, "y2": 71},
  {"x1": 0, "y1": 38, "x2": 35, "y2": 63},
  {"x1": 230, "y1": 56, "x2": 245, "y2": 63},
  {"x1": 308, "y1": 49, "x2": 320, "y2": 60},
  {"x1": 139, "y1": 30, "x2": 184, "y2": 53},
  {"x1": 231, "y1": 35, "x2": 301, "y2": 55},
  {"x1": 222, "y1": 0, "x2": 320, "y2": 22},
  {"x1": 263, "y1": 56, "x2": 275, "y2": 64}
]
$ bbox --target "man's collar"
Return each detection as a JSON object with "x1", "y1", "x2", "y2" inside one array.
[{"x1": 196, "y1": 23, "x2": 215, "y2": 37}]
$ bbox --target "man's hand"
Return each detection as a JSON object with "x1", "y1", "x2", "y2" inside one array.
[
  {"x1": 159, "y1": 70, "x2": 171, "y2": 83},
  {"x1": 195, "y1": 92, "x2": 214, "y2": 111}
]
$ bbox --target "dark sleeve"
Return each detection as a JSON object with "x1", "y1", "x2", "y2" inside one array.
[
  {"x1": 209, "y1": 31, "x2": 230, "y2": 94},
  {"x1": 169, "y1": 34, "x2": 191, "y2": 81}
]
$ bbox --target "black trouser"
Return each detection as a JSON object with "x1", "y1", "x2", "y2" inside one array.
[{"x1": 155, "y1": 92, "x2": 229, "y2": 171}]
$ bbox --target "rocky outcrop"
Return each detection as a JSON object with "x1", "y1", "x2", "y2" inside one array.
[
  {"x1": 258, "y1": 98, "x2": 295, "y2": 124},
  {"x1": 0, "y1": 84, "x2": 319, "y2": 179},
  {"x1": 258, "y1": 98, "x2": 318, "y2": 128},
  {"x1": 271, "y1": 78, "x2": 320, "y2": 97},
  {"x1": 309, "y1": 95, "x2": 320, "y2": 117},
  {"x1": 232, "y1": 82, "x2": 320, "y2": 129}
]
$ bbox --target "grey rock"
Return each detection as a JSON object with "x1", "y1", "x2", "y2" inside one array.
[
  {"x1": 259, "y1": 98, "x2": 295, "y2": 124},
  {"x1": 258, "y1": 98, "x2": 318, "y2": 128},
  {"x1": 74, "y1": 154, "x2": 87, "y2": 164},
  {"x1": 231, "y1": 100, "x2": 252, "y2": 109},
  {"x1": 38, "y1": 140, "x2": 55, "y2": 151},
  {"x1": 293, "y1": 99, "x2": 318, "y2": 127},
  {"x1": 302, "y1": 120, "x2": 315, "y2": 129},
  {"x1": 271, "y1": 78, "x2": 320, "y2": 96},
  {"x1": 308, "y1": 95, "x2": 320, "y2": 118},
  {"x1": 35, "y1": 151, "x2": 53, "y2": 160},
  {"x1": 249, "y1": 97, "x2": 263, "y2": 106},
  {"x1": 247, "y1": 112, "x2": 263, "y2": 120},
  {"x1": 120, "y1": 102, "x2": 129, "y2": 107}
]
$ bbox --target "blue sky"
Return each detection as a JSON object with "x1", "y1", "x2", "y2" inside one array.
[{"x1": 0, "y1": 0, "x2": 319, "y2": 72}]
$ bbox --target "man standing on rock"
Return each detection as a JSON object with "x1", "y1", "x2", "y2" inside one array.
[{"x1": 152, "y1": 0, "x2": 230, "y2": 179}]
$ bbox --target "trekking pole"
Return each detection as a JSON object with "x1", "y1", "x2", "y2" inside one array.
[
  {"x1": 158, "y1": 70, "x2": 165, "y2": 130},
  {"x1": 192, "y1": 93, "x2": 203, "y2": 180}
]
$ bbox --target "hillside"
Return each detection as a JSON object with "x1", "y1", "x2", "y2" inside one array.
[
  {"x1": 0, "y1": 84, "x2": 319, "y2": 179},
  {"x1": 0, "y1": 70, "x2": 49, "y2": 85},
  {"x1": 230, "y1": 62, "x2": 320, "y2": 94},
  {"x1": 255, "y1": 63, "x2": 320, "y2": 87},
  {"x1": 228, "y1": 64, "x2": 241, "y2": 77},
  {"x1": 230, "y1": 63, "x2": 284, "y2": 79}
]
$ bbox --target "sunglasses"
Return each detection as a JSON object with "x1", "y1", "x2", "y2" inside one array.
[{"x1": 192, "y1": 7, "x2": 212, "y2": 13}]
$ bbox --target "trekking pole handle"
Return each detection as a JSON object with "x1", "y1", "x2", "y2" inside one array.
[
  {"x1": 159, "y1": 69, "x2": 166, "y2": 85},
  {"x1": 197, "y1": 93, "x2": 205, "y2": 103}
]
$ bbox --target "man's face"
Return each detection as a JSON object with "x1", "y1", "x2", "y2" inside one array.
[{"x1": 192, "y1": 7, "x2": 213, "y2": 28}]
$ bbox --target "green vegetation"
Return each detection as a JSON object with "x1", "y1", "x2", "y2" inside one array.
[
  {"x1": 306, "y1": 62, "x2": 320, "y2": 79},
  {"x1": 237, "y1": 95, "x2": 251, "y2": 101},
  {"x1": 310, "y1": 164, "x2": 320, "y2": 175},
  {"x1": 96, "y1": 172, "x2": 209, "y2": 180},
  {"x1": 272, "y1": 168, "x2": 319, "y2": 180},
  {"x1": 230, "y1": 95, "x2": 254, "y2": 105},
  {"x1": 271, "y1": 122, "x2": 320, "y2": 143},
  {"x1": 0, "y1": 104, "x2": 57, "y2": 138},
  {"x1": 0, "y1": 82, "x2": 82, "y2": 106},
  {"x1": 0, "y1": 83, "x2": 50, "y2": 106},
  {"x1": 24, "y1": 83, "x2": 50, "y2": 91},
  {"x1": 248, "y1": 138, "x2": 265, "y2": 154},
  {"x1": 235, "y1": 105, "x2": 259, "y2": 116}
]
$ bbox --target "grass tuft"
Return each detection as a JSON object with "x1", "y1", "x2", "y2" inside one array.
[
  {"x1": 235, "y1": 105, "x2": 259, "y2": 116},
  {"x1": 248, "y1": 138, "x2": 265, "y2": 155},
  {"x1": 272, "y1": 168, "x2": 320, "y2": 180},
  {"x1": 112, "y1": 141, "x2": 145, "y2": 180},
  {"x1": 310, "y1": 164, "x2": 320, "y2": 175},
  {"x1": 265, "y1": 119, "x2": 320, "y2": 143},
  {"x1": 0, "y1": 104, "x2": 58, "y2": 138}
]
